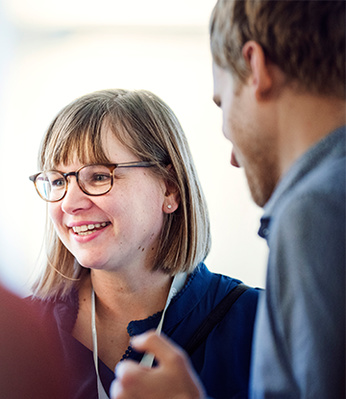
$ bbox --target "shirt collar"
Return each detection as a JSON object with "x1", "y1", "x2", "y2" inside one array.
[{"x1": 258, "y1": 126, "x2": 346, "y2": 239}]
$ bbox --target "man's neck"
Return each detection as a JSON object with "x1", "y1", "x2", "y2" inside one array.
[{"x1": 277, "y1": 91, "x2": 345, "y2": 176}]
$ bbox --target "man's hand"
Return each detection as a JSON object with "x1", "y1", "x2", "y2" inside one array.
[{"x1": 110, "y1": 331, "x2": 207, "y2": 399}]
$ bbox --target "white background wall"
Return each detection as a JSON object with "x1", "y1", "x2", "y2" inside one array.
[{"x1": 0, "y1": 0, "x2": 268, "y2": 296}]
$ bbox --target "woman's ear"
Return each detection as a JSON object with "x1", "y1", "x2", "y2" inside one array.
[
  {"x1": 242, "y1": 40, "x2": 273, "y2": 100},
  {"x1": 162, "y1": 166, "x2": 180, "y2": 214}
]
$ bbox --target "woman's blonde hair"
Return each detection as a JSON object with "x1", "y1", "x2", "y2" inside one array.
[{"x1": 32, "y1": 89, "x2": 211, "y2": 299}]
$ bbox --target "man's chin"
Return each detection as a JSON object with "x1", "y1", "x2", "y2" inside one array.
[{"x1": 245, "y1": 173, "x2": 274, "y2": 208}]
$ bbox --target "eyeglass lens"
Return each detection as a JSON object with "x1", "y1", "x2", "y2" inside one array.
[{"x1": 35, "y1": 165, "x2": 113, "y2": 201}]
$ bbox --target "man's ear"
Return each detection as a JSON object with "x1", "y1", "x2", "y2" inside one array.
[{"x1": 242, "y1": 40, "x2": 273, "y2": 100}]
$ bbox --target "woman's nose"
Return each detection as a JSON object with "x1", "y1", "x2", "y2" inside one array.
[{"x1": 60, "y1": 177, "x2": 92, "y2": 214}]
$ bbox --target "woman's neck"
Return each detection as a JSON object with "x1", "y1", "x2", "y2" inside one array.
[
  {"x1": 89, "y1": 268, "x2": 173, "y2": 321},
  {"x1": 73, "y1": 268, "x2": 173, "y2": 370}
]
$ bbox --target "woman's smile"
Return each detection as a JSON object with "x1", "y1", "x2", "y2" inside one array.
[{"x1": 71, "y1": 221, "x2": 111, "y2": 236}]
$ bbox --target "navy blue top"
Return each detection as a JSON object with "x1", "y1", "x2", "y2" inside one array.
[
  {"x1": 33, "y1": 263, "x2": 260, "y2": 399},
  {"x1": 250, "y1": 127, "x2": 346, "y2": 398}
]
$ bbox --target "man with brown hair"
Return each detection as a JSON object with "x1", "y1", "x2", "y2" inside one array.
[
  {"x1": 210, "y1": 1, "x2": 345, "y2": 398},
  {"x1": 110, "y1": 1, "x2": 345, "y2": 398}
]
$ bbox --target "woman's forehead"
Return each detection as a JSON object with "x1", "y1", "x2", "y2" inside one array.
[{"x1": 100, "y1": 126, "x2": 137, "y2": 162}]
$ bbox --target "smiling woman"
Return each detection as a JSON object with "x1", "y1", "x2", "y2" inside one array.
[{"x1": 27, "y1": 88, "x2": 261, "y2": 399}]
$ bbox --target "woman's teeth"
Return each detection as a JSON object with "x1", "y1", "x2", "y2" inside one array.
[{"x1": 72, "y1": 222, "x2": 108, "y2": 236}]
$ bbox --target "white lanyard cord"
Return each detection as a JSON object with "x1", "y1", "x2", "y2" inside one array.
[
  {"x1": 91, "y1": 288, "x2": 110, "y2": 399},
  {"x1": 139, "y1": 272, "x2": 187, "y2": 367},
  {"x1": 91, "y1": 272, "x2": 187, "y2": 398}
]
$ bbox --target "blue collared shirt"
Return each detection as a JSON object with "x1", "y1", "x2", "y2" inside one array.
[{"x1": 250, "y1": 126, "x2": 346, "y2": 398}]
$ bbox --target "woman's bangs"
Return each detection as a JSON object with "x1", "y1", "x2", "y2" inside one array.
[{"x1": 43, "y1": 127, "x2": 109, "y2": 170}]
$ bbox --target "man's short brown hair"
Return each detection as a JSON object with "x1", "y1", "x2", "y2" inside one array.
[{"x1": 210, "y1": 0, "x2": 345, "y2": 99}]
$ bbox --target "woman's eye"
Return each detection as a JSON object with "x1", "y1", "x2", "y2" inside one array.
[
  {"x1": 92, "y1": 174, "x2": 111, "y2": 183},
  {"x1": 51, "y1": 178, "x2": 65, "y2": 188}
]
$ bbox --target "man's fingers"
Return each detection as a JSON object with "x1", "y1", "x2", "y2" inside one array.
[
  {"x1": 115, "y1": 360, "x2": 148, "y2": 384},
  {"x1": 131, "y1": 331, "x2": 188, "y2": 367},
  {"x1": 111, "y1": 360, "x2": 150, "y2": 398},
  {"x1": 111, "y1": 334, "x2": 207, "y2": 399}
]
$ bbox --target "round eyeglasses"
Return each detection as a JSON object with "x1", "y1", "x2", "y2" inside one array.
[{"x1": 29, "y1": 161, "x2": 155, "y2": 202}]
